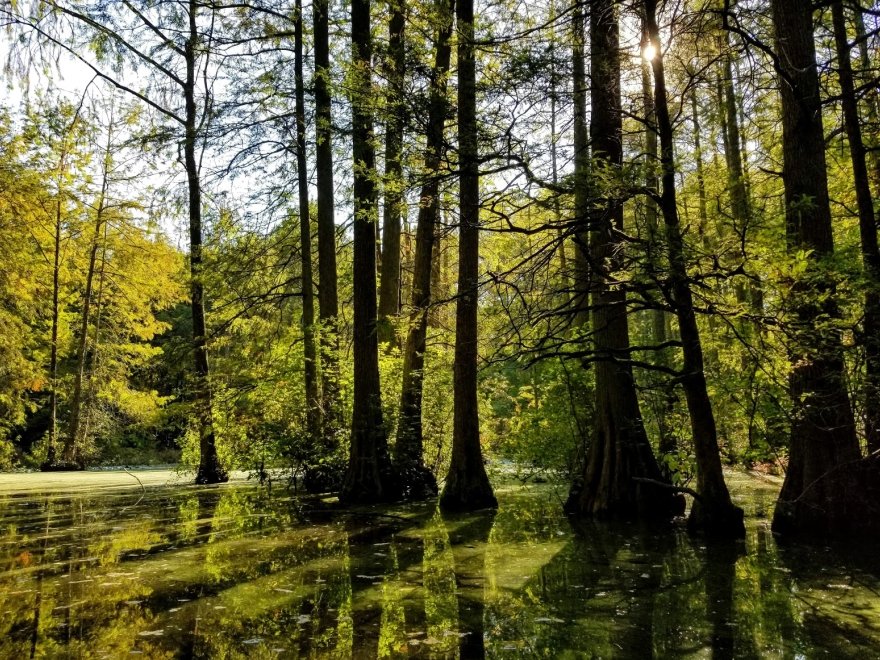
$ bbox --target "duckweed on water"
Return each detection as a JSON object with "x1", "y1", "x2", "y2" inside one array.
[{"x1": 1, "y1": 471, "x2": 879, "y2": 657}]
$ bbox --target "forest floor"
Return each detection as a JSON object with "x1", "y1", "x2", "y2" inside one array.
[{"x1": 0, "y1": 468, "x2": 253, "y2": 494}]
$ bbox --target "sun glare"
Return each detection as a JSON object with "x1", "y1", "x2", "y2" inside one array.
[{"x1": 642, "y1": 42, "x2": 657, "y2": 62}]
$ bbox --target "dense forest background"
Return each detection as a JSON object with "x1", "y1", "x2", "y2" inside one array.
[{"x1": 0, "y1": 0, "x2": 879, "y2": 536}]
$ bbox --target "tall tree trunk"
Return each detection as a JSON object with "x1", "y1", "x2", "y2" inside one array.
[
  {"x1": 549, "y1": 0, "x2": 568, "y2": 282},
  {"x1": 377, "y1": 0, "x2": 406, "y2": 345},
  {"x1": 565, "y1": 0, "x2": 679, "y2": 520},
  {"x1": 691, "y1": 91, "x2": 710, "y2": 241},
  {"x1": 428, "y1": 227, "x2": 443, "y2": 327},
  {"x1": 340, "y1": 0, "x2": 397, "y2": 504},
  {"x1": 187, "y1": 1, "x2": 226, "y2": 485},
  {"x1": 854, "y1": 7, "x2": 880, "y2": 194},
  {"x1": 571, "y1": 1, "x2": 590, "y2": 326},
  {"x1": 80, "y1": 223, "x2": 108, "y2": 446},
  {"x1": 718, "y1": 46, "x2": 762, "y2": 449},
  {"x1": 643, "y1": 51, "x2": 675, "y2": 464},
  {"x1": 714, "y1": 52, "x2": 764, "y2": 335},
  {"x1": 67, "y1": 106, "x2": 115, "y2": 459},
  {"x1": 314, "y1": 0, "x2": 341, "y2": 439},
  {"x1": 694, "y1": 83, "x2": 723, "y2": 363},
  {"x1": 769, "y1": 0, "x2": 860, "y2": 536},
  {"x1": 833, "y1": 1, "x2": 880, "y2": 456},
  {"x1": 439, "y1": 0, "x2": 496, "y2": 511},
  {"x1": 720, "y1": 46, "x2": 754, "y2": 334},
  {"x1": 46, "y1": 111, "x2": 78, "y2": 470},
  {"x1": 645, "y1": 0, "x2": 744, "y2": 537},
  {"x1": 295, "y1": 0, "x2": 321, "y2": 444},
  {"x1": 46, "y1": 166, "x2": 63, "y2": 469},
  {"x1": 394, "y1": 0, "x2": 454, "y2": 500},
  {"x1": 721, "y1": 49, "x2": 749, "y2": 242},
  {"x1": 734, "y1": 59, "x2": 755, "y2": 208}
]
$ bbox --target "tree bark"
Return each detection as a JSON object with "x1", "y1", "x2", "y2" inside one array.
[
  {"x1": 645, "y1": 0, "x2": 743, "y2": 537},
  {"x1": 832, "y1": 1, "x2": 880, "y2": 456},
  {"x1": 394, "y1": 0, "x2": 454, "y2": 500},
  {"x1": 340, "y1": 0, "x2": 397, "y2": 504},
  {"x1": 439, "y1": 0, "x2": 496, "y2": 511},
  {"x1": 187, "y1": 0, "x2": 226, "y2": 485},
  {"x1": 46, "y1": 160, "x2": 63, "y2": 468},
  {"x1": 565, "y1": 0, "x2": 679, "y2": 521},
  {"x1": 691, "y1": 91, "x2": 710, "y2": 241},
  {"x1": 377, "y1": 0, "x2": 406, "y2": 345},
  {"x1": 769, "y1": 0, "x2": 860, "y2": 536},
  {"x1": 719, "y1": 45, "x2": 757, "y2": 332},
  {"x1": 428, "y1": 226, "x2": 444, "y2": 327},
  {"x1": 718, "y1": 55, "x2": 762, "y2": 451},
  {"x1": 295, "y1": 0, "x2": 321, "y2": 443},
  {"x1": 314, "y1": 0, "x2": 341, "y2": 439},
  {"x1": 570, "y1": 1, "x2": 590, "y2": 327},
  {"x1": 642, "y1": 50, "x2": 675, "y2": 464},
  {"x1": 549, "y1": 0, "x2": 568, "y2": 282},
  {"x1": 694, "y1": 84, "x2": 723, "y2": 368},
  {"x1": 721, "y1": 49, "x2": 749, "y2": 242},
  {"x1": 80, "y1": 222, "x2": 108, "y2": 445}
]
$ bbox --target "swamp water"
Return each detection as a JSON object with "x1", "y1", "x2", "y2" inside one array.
[{"x1": 1, "y1": 471, "x2": 879, "y2": 658}]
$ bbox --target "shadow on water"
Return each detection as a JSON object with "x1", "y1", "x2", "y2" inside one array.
[
  {"x1": 1, "y1": 474, "x2": 880, "y2": 657},
  {"x1": 704, "y1": 540, "x2": 743, "y2": 660},
  {"x1": 444, "y1": 509, "x2": 496, "y2": 659}
]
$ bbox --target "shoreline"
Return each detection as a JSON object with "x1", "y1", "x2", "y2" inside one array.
[{"x1": 0, "y1": 468, "x2": 255, "y2": 494}]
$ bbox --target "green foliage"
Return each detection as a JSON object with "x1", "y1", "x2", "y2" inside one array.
[
  {"x1": 481, "y1": 360, "x2": 590, "y2": 480},
  {"x1": 0, "y1": 112, "x2": 49, "y2": 462},
  {"x1": 2, "y1": 0, "x2": 879, "y2": 503},
  {"x1": 0, "y1": 96, "x2": 186, "y2": 467}
]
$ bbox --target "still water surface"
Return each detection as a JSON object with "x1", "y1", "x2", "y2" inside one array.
[{"x1": 1, "y1": 471, "x2": 879, "y2": 658}]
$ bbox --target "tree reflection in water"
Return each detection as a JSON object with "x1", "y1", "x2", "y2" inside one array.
[
  {"x1": 445, "y1": 509, "x2": 496, "y2": 658},
  {"x1": 705, "y1": 540, "x2": 742, "y2": 660},
  {"x1": 0, "y1": 477, "x2": 879, "y2": 656}
]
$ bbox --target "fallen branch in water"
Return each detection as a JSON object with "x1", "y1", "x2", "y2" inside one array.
[
  {"x1": 118, "y1": 467, "x2": 146, "y2": 512},
  {"x1": 123, "y1": 466, "x2": 146, "y2": 494},
  {"x1": 632, "y1": 477, "x2": 702, "y2": 502}
]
